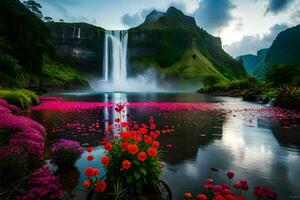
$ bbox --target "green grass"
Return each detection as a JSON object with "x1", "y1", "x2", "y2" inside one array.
[{"x1": 0, "y1": 89, "x2": 39, "y2": 109}]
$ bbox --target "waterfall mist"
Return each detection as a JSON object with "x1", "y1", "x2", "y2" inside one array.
[{"x1": 90, "y1": 30, "x2": 164, "y2": 92}]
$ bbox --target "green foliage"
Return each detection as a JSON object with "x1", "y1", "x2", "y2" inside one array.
[
  {"x1": 266, "y1": 64, "x2": 300, "y2": 87},
  {"x1": 0, "y1": 154, "x2": 26, "y2": 184},
  {"x1": 0, "y1": 0, "x2": 53, "y2": 76},
  {"x1": 41, "y1": 56, "x2": 89, "y2": 89},
  {"x1": 274, "y1": 87, "x2": 300, "y2": 110},
  {"x1": 0, "y1": 89, "x2": 38, "y2": 109},
  {"x1": 203, "y1": 75, "x2": 221, "y2": 88}
]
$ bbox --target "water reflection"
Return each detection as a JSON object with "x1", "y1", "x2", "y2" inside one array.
[{"x1": 27, "y1": 93, "x2": 300, "y2": 199}]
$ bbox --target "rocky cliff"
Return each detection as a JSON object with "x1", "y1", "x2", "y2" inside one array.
[{"x1": 47, "y1": 22, "x2": 105, "y2": 76}]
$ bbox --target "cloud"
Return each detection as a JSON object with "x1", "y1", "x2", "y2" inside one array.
[
  {"x1": 265, "y1": 0, "x2": 294, "y2": 14},
  {"x1": 192, "y1": 0, "x2": 236, "y2": 34},
  {"x1": 224, "y1": 24, "x2": 288, "y2": 57},
  {"x1": 121, "y1": 8, "x2": 155, "y2": 27}
]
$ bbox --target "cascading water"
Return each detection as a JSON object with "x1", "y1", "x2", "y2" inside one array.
[{"x1": 102, "y1": 30, "x2": 128, "y2": 86}]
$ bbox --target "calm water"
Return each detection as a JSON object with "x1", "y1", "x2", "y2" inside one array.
[{"x1": 28, "y1": 93, "x2": 300, "y2": 200}]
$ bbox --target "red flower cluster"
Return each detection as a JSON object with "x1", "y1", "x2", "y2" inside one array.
[{"x1": 184, "y1": 171, "x2": 277, "y2": 200}]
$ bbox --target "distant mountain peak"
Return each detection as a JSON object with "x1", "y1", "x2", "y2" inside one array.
[
  {"x1": 166, "y1": 6, "x2": 184, "y2": 15},
  {"x1": 144, "y1": 9, "x2": 164, "y2": 24}
]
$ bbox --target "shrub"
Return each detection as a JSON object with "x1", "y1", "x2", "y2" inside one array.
[
  {"x1": 0, "y1": 89, "x2": 38, "y2": 109},
  {"x1": 82, "y1": 104, "x2": 163, "y2": 196},
  {"x1": 17, "y1": 167, "x2": 63, "y2": 200},
  {"x1": 50, "y1": 139, "x2": 83, "y2": 169}
]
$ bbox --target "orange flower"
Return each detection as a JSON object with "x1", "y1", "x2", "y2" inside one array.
[
  {"x1": 101, "y1": 156, "x2": 110, "y2": 165},
  {"x1": 83, "y1": 180, "x2": 91, "y2": 189},
  {"x1": 87, "y1": 155, "x2": 94, "y2": 161},
  {"x1": 122, "y1": 160, "x2": 131, "y2": 170},
  {"x1": 128, "y1": 144, "x2": 139, "y2": 155},
  {"x1": 86, "y1": 147, "x2": 93, "y2": 152},
  {"x1": 94, "y1": 180, "x2": 106, "y2": 192},
  {"x1": 137, "y1": 151, "x2": 147, "y2": 162},
  {"x1": 144, "y1": 135, "x2": 152, "y2": 144},
  {"x1": 104, "y1": 142, "x2": 112, "y2": 151},
  {"x1": 153, "y1": 141, "x2": 160, "y2": 148},
  {"x1": 147, "y1": 147, "x2": 157, "y2": 157},
  {"x1": 121, "y1": 131, "x2": 131, "y2": 141},
  {"x1": 120, "y1": 142, "x2": 129, "y2": 150},
  {"x1": 84, "y1": 167, "x2": 94, "y2": 178}
]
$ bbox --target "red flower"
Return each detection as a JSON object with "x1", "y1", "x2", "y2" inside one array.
[
  {"x1": 227, "y1": 171, "x2": 234, "y2": 179},
  {"x1": 166, "y1": 144, "x2": 173, "y2": 148},
  {"x1": 241, "y1": 183, "x2": 249, "y2": 191},
  {"x1": 197, "y1": 194, "x2": 207, "y2": 200},
  {"x1": 94, "y1": 180, "x2": 106, "y2": 192},
  {"x1": 207, "y1": 178, "x2": 214, "y2": 184},
  {"x1": 83, "y1": 180, "x2": 91, "y2": 189},
  {"x1": 122, "y1": 160, "x2": 131, "y2": 170},
  {"x1": 128, "y1": 144, "x2": 139, "y2": 155},
  {"x1": 150, "y1": 123, "x2": 156, "y2": 130},
  {"x1": 138, "y1": 151, "x2": 147, "y2": 162},
  {"x1": 86, "y1": 147, "x2": 93, "y2": 152},
  {"x1": 147, "y1": 147, "x2": 157, "y2": 157},
  {"x1": 120, "y1": 142, "x2": 129, "y2": 150},
  {"x1": 121, "y1": 122, "x2": 128, "y2": 128},
  {"x1": 114, "y1": 118, "x2": 120, "y2": 123},
  {"x1": 233, "y1": 182, "x2": 241, "y2": 189},
  {"x1": 121, "y1": 131, "x2": 131, "y2": 141},
  {"x1": 254, "y1": 186, "x2": 266, "y2": 198},
  {"x1": 93, "y1": 168, "x2": 100, "y2": 176},
  {"x1": 144, "y1": 135, "x2": 152, "y2": 144},
  {"x1": 213, "y1": 195, "x2": 226, "y2": 200},
  {"x1": 101, "y1": 156, "x2": 110, "y2": 165},
  {"x1": 153, "y1": 141, "x2": 160, "y2": 148},
  {"x1": 108, "y1": 124, "x2": 113, "y2": 131},
  {"x1": 133, "y1": 135, "x2": 142, "y2": 143},
  {"x1": 104, "y1": 142, "x2": 112, "y2": 151},
  {"x1": 115, "y1": 103, "x2": 124, "y2": 113},
  {"x1": 224, "y1": 194, "x2": 236, "y2": 200},
  {"x1": 87, "y1": 155, "x2": 94, "y2": 161},
  {"x1": 84, "y1": 167, "x2": 94, "y2": 178},
  {"x1": 184, "y1": 192, "x2": 192, "y2": 198}
]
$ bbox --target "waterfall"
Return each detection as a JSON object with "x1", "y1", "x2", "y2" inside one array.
[
  {"x1": 102, "y1": 30, "x2": 128, "y2": 85},
  {"x1": 78, "y1": 28, "x2": 81, "y2": 39}
]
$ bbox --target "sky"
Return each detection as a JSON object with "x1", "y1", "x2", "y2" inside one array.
[{"x1": 35, "y1": 0, "x2": 300, "y2": 57}]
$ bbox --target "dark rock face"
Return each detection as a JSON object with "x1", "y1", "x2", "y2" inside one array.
[{"x1": 47, "y1": 22, "x2": 105, "y2": 76}]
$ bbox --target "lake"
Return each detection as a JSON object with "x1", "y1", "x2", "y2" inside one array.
[{"x1": 28, "y1": 92, "x2": 300, "y2": 200}]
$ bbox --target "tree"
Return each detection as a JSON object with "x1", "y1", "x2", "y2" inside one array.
[
  {"x1": 203, "y1": 75, "x2": 220, "y2": 88},
  {"x1": 266, "y1": 64, "x2": 300, "y2": 87},
  {"x1": 44, "y1": 16, "x2": 53, "y2": 22},
  {"x1": 59, "y1": 19, "x2": 64, "y2": 22},
  {"x1": 23, "y1": 0, "x2": 43, "y2": 18}
]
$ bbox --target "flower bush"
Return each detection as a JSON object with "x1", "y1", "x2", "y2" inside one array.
[
  {"x1": 183, "y1": 171, "x2": 277, "y2": 200},
  {"x1": 0, "y1": 98, "x2": 45, "y2": 183},
  {"x1": 50, "y1": 139, "x2": 83, "y2": 168},
  {"x1": 82, "y1": 103, "x2": 163, "y2": 195},
  {"x1": 17, "y1": 167, "x2": 63, "y2": 200}
]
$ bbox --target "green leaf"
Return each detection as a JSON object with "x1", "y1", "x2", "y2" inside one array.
[
  {"x1": 140, "y1": 167, "x2": 147, "y2": 176},
  {"x1": 127, "y1": 175, "x2": 133, "y2": 183},
  {"x1": 133, "y1": 159, "x2": 140, "y2": 165},
  {"x1": 134, "y1": 171, "x2": 141, "y2": 180}
]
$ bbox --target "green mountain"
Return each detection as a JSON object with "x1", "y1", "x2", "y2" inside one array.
[
  {"x1": 0, "y1": 0, "x2": 89, "y2": 91},
  {"x1": 239, "y1": 25, "x2": 300, "y2": 79},
  {"x1": 128, "y1": 7, "x2": 246, "y2": 85},
  {"x1": 237, "y1": 49, "x2": 268, "y2": 76}
]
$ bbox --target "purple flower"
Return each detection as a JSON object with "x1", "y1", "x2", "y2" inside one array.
[{"x1": 17, "y1": 167, "x2": 63, "y2": 200}]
